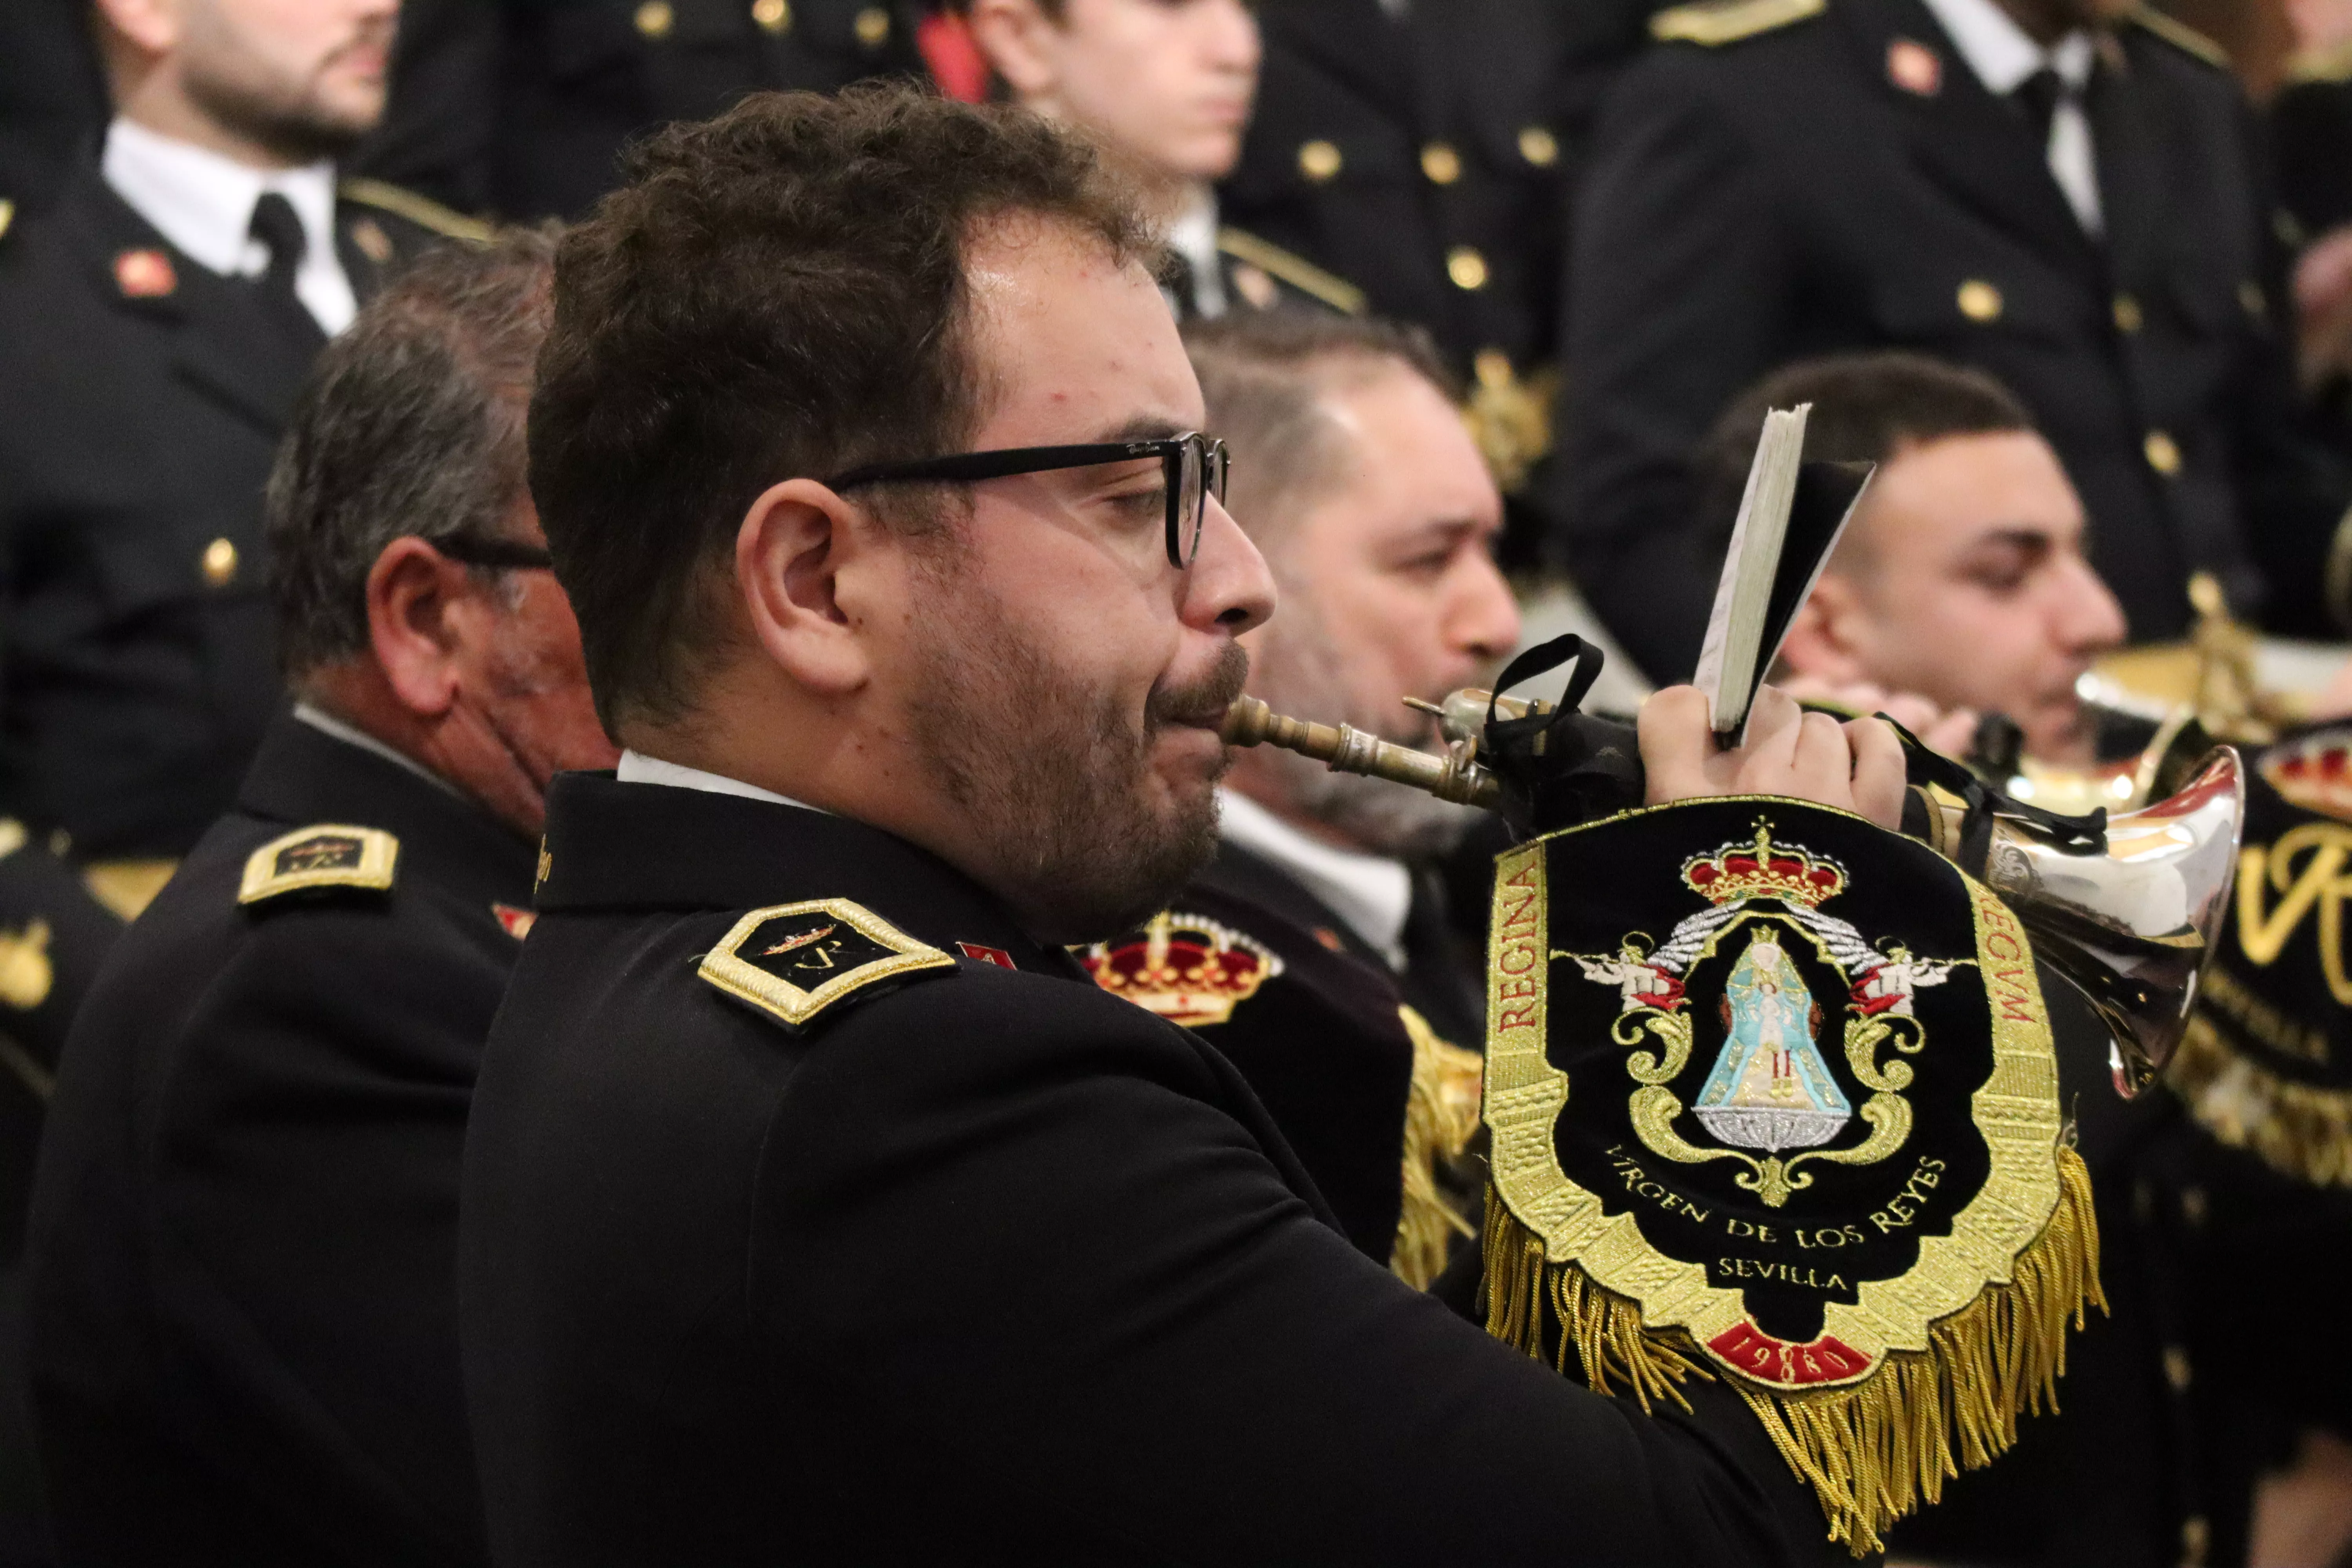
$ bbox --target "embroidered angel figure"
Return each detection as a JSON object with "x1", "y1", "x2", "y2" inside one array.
[{"x1": 1851, "y1": 941, "x2": 1963, "y2": 1018}]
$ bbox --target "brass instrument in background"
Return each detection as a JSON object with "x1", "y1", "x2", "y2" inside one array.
[
  {"x1": 1221, "y1": 681, "x2": 2244, "y2": 1099},
  {"x1": 1988, "y1": 572, "x2": 2298, "y2": 816}
]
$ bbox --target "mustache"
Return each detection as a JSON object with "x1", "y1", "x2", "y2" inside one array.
[{"x1": 1146, "y1": 642, "x2": 1250, "y2": 733}]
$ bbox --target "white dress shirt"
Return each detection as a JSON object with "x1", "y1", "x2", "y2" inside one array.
[
  {"x1": 1166, "y1": 190, "x2": 1227, "y2": 319},
  {"x1": 616, "y1": 750, "x2": 822, "y2": 813},
  {"x1": 102, "y1": 117, "x2": 359, "y2": 334},
  {"x1": 1917, "y1": 0, "x2": 2104, "y2": 235},
  {"x1": 1217, "y1": 788, "x2": 1413, "y2": 970}
]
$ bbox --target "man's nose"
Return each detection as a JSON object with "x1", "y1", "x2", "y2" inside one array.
[
  {"x1": 1449, "y1": 546, "x2": 1521, "y2": 664},
  {"x1": 1184, "y1": 496, "x2": 1276, "y2": 636},
  {"x1": 1206, "y1": 0, "x2": 1262, "y2": 71},
  {"x1": 2049, "y1": 554, "x2": 2127, "y2": 655}
]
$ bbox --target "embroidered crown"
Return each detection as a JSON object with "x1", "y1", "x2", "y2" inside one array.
[
  {"x1": 1079, "y1": 911, "x2": 1283, "y2": 1028},
  {"x1": 1682, "y1": 822, "x2": 1848, "y2": 908}
]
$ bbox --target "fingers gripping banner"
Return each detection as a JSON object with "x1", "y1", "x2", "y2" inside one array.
[{"x1": 1481, "y1": 798, "x2": 2102, "y2": 1554}]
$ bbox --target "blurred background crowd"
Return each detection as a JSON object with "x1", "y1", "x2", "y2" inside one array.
[{"x1": 7, "y1": 0, "x2": 2352, "y2": 1562}]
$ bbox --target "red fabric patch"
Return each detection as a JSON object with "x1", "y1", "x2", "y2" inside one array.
[
  {"x1": 114, "y1": 248, "x2": 177, "y2": 298},
  {"x1": 492, "y1": 902, "x2": 537, "y2": 940},
  {"x1": 917, "y1": 12, "x2": 990, "y2": 103},
  {"x1": 1886, "y1": 37, "x2": 1942, "y2": 96}
]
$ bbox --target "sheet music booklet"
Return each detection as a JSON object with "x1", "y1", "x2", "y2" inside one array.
[{"x1": 1689, "y1": 403, "x2": 1876, "y2": 744}]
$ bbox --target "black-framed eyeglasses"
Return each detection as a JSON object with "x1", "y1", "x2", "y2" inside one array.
[
  {"x1": 435, "y1": 534, "x2": 556, "y2": 572},
  {"x1": 825, "y1": 432, "x2": 1230, "y2": 570}
]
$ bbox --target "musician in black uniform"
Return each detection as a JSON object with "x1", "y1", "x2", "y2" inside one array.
[
  {"x1": 25, "y1": 230, "x2": 616, "y2": 1568},
  {"x1": 457, "y1": 84, "x2": 1914, "y2": 1564},
  {"x1": 1218, "y1": 0, "x2": 1594, "y2": 501},
  {"x1": 1082, "y1": 310, "x2": 1517, "y2": 1285},
  {"x1": 0, "y1": 0, "x2": 477, "y2": 1546},
  {"x1": 0, "y1": 0, "x2": 488, "y2": 984},
  {"x1": 958, "y1": 0, "x2": 1361, "y2": 320},
  {"x1": 1555, "y1": 0, "x2": 2352, "y2": 684}
]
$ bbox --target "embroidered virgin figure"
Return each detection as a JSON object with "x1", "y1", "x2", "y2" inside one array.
[{"x1": 1693, "y1": 926, "x2": 1852, "y2": 1152}]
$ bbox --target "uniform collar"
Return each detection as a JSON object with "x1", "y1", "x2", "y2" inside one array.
[
  {"x1": 294, "y1": 701, "x2": 463, "y2": 798},
  {"x1": 101, "y1": 117, "x2": 356, "y2": 333},
  {"x1": 1916, "y1": 0, "x2": 2094, "y2": 93},
  {"x1": 237, "y1": 709, "x2": 539, "y2": 896},
  {"x1": 534, "y1": 773, "x2": 1080, "y2": 976},
  {"x1": 614, "y1": 748, "x2": 820, "y2": 811},
  {"x1": 1216, "y1": 788, "x2": 1411, "y2": 969}
]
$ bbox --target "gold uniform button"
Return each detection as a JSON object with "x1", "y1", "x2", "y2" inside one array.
[
  {"x1": 2163, "y1": 1345, "x2": 2192, "y2": 1391},
  {"x1": 2240, "y1": 279, "x2": 2268, "y2": 318},
  {"x1": 0, "y1": 199, "x2": 15, "y2": 243},
  {"x1": 751, "y1": 0, "x2": 791, "y2": 30},
  {"x1": 1446, "y1": 245, "x2": 1488, "y2": 291},
  {"x1": 854, "y1": 6, "x2": 890, "y2": 46},
  {"x1": 201, "y1": 537, "x2": 239, "y2": 588},
  {"x1": 2182, "y1": 1515, "x2": 2210, "y2": 1567},
  {"x1": 2112, "y1": 292, "x2": 2143, "y2": 333},
  {"x1": 1956, "y1": 278, "x2": 2002, "y2": 321},
  {"x1": 634, "y1": 0, "x2": 673, "y2": 37},
  {"x1": 1420, "y1": 142, "x2": 1462, "y2": 185},
  {"x1": 1298, "y1": 139, "x2": 1342, "y2": 182},
  {"x1": 1518, "y1": 125, "x2": 1559, "y2": 167},
  {"x1": 2144, "y1": 429, "x2": 2182, "y2": 475}
]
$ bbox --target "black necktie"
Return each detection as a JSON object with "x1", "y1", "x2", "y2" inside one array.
[
  {"x1": 247, "y1": 191, "x2": 326, "y2": 352},
  {"x1": 2013, "y1": 67, "x2": 2066, "y2": 150}
]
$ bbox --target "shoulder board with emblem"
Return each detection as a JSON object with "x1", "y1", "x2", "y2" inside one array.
[
  {"x1": 1650, "y1": 0, "x2": 1825, "y2": 47},
  {"x1": 336, "y1": 178, "x2": 494, "y2": 245},
  {"x1": 238, "y1": 824, "x2": 399, "y2": 905},
  {"x1": 2128, "y1": 6, "x2": 2227, "y2": 67},
  {"x1": 1214, "y1": 228, "x2": 1368, "y2": 317},
  {"x1": 698, "y1": 898, "x2": 953, "y2": 1032}
]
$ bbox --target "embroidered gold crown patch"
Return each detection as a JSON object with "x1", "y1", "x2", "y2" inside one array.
[
  {"x1": 1077, "y1": 910, "x2": 1283, "y2": 1027},
  {"x1": 238, "y1": 825, "x2": 399, "y2": 905},
  {"x1": 699, "y1": 898, "x2": 953, "y2": 1031}
]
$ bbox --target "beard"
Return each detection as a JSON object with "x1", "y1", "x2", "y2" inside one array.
[
  {"x1": 1247, "y1": 595, "x2": 1486, "y2": 860},
  {"x1": 904, "y1": 573, "x2": 1247, "y2": 944},
  {"x1": 183, "y1": 24, "x2": 388, "y2": 165}
]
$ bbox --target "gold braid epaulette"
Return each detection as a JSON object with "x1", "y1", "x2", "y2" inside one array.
[
  {"x1": 1481, "y1": 1146, "x2": 2105, "y2": 1556},
  {"x1": 2169, "y1": 1013, "x2": 2352, "y2": 1185},
  {"x1": 1390, "y1": 1006, "x2": 1483, "y2": 1289}
]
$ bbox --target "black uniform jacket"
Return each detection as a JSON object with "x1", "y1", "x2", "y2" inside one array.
[
  {"x1": 0, "y1": 0, "x2": 103, "y2": 217},
  {"x1": 25, "y1": 713, "x2": 538, "y2": 1567},
  {"x1": 485, "y1": 0, "x2": 927, "y2": 219},
  {"x1": 1080, "y1": 843, "x2": 1431, "y2": 1265},
  {"x1": 1221, "y1": 0, "x2": 1577, "y2": 385},
  {"x1": 0, "y1": 164, "x2": 465, "y2": 867},
  {"x1": 1553, "y1": 0, "x2": 2349, "y2": 679},
  {"x1": 460, "y1": 775, "x2": 1857, "y2": 1567},
  {"x1": 0, "y1": 164, "x2": 475, "y2": 1094}
]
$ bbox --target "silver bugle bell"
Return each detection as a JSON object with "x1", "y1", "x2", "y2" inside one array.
[{"x1": 1220, "y1": 688, "x2": 2247, "y2": 1098}]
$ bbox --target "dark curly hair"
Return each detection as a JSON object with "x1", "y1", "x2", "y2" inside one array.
[{"x1": 528, "y1": 83, "x2": 1153, "y2": 730}]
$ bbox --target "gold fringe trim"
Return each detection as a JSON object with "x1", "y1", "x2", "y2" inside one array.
[
  {"x1": 1390, "y1": 1007, "x2": 1484, "y2": 1289},
  {"x1": 1481, "y1": 1147, "x2": 2104, "y2": 1556},
  {"x1": 2169, "y1": 1013, "x2": 2352, "y2": 1186}
]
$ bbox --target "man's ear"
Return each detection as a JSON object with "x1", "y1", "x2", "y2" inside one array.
[
  {"x1": 366, "y1": 537, "x2": 477, "y2": 718},
  {"x1": 735, "y1": 479, "x2": 879, "y2": 699},
  {"x1": 91, "y1": 0, "x2": 177, "y2": 57},
  {"x1": 964, "y1": 0, "x2": 1060, "y2": 100},
  {"x1": 1776, "y1": 575, "x2": 1873, "y2": 686}
]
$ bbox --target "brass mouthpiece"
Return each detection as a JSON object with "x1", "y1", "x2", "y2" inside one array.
[{"x1": 1220, "y1": 695, "x2": 1502, "y2": 809}]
